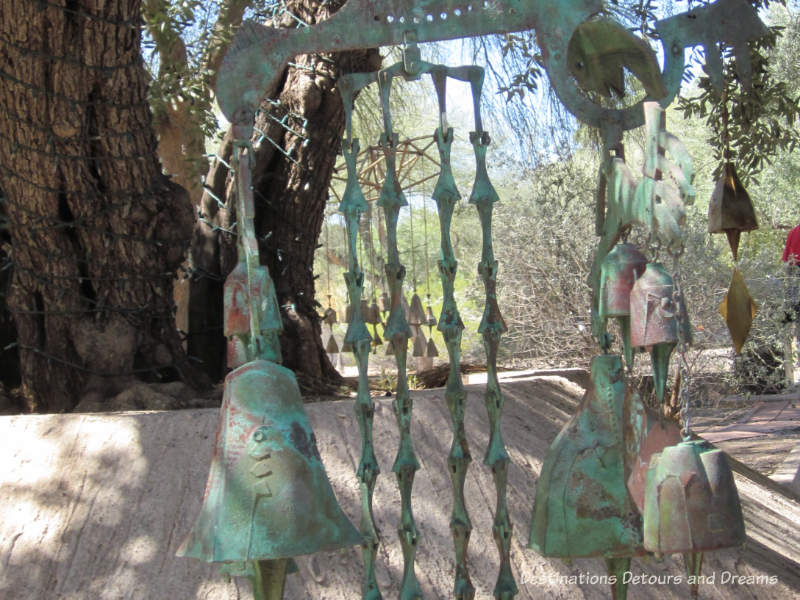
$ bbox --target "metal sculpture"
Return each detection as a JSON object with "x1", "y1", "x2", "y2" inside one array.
[
  {"x1": 195, "y1": 1, "x2": 769, "y2": 598},
  {"x1": 177, "y1": 140, "x2": 360, "y2": 598}
]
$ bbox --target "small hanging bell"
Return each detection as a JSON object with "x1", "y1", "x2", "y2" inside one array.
[
  {"x1": 224, "y1": 261, "x2": 282, "y2": 369},
  {"x1": 425, "y1": 337, "x2": 439, "y2": 358},
  {"x1": 719, "y1": 268, "x2": 758, "y2": 354},
  {"x1": 323, "y1": 307, "x2": 337, "y2": 326},
  {"x1": 380, "y1": 291, "x2": 391, "y2": 313},
  {"x1": 177, "y1": 360, "x2": 361, "y2": 562},
  {"x1": 360, "y1": 299, "x2": 369, "y2": 320},
  {"x1": 408, "y1": 293, "x2": 426, "y2": 326},
  {"x1": 341, "y1": 339, "x2": 353, "y2": 353},
  {"x1": 708, "y1": 162, "x2": 758, "y2": 261},
  {"x1": 643, "y1": 439, "x2": 745, "y2": 554},
  {"x1": 600, "y1": 243, "x2": 648, "y2": 368},
  {"x1": 412, "y1": 326, "x2": 427, "y2": 358},
  {"x1": 344, "y1": 303, "x2": 354, "y2": 324},
  {"x1": 366, "y1": 301, "x2": 381, "y2": 325},
  {"x1": 599, "y1": 243, "x2": 648, "y2": 319},
  {"x1": 630, "y1": 263, "x2": 677, "y2": 348},
  {"x1": 425, "y1": 304, "x2": 437, "y2": 327}
]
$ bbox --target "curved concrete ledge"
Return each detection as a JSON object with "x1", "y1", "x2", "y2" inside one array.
[{"x1": 1, "y1": 376, "x2": 798, "y2": 599}]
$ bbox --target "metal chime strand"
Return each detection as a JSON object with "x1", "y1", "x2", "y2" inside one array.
[
  {"x1": 339, "y1": 72, "x2": 383, "y2": 600},
  {"x1": 466, "y1": 70, "x2": 517, "y2": 599},
  {"x1": 377, "y1": 65, "x2": 423, "y2": 600},
  {"x1": 671, "y1": 251, "x2": 693, "y2": 439},
  {"x1": 430, "y1": 69, "x2": 475, "y2": 600}
]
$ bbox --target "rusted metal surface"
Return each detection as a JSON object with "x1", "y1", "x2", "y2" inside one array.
[
  {"x1": 627, "y1": 411, "x2": 683, "y2": 515},
  {"x1": 630, "y1": 263, "x2": 677, "y2": 349},
  {"x1": 643, "y1": 439, "x2": 746, "y2": 554},
  {"x1": 719, "y1": 268, "x2": 758, "y2": 355}
]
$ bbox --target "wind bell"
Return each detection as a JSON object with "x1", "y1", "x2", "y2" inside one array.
[
  {"x1": 708, "y1": 86, "x2": 759, "y2": 354},
  {"x1": 630, "y1": 262, "x2": 678, "y2": 405},
  {"x1": 599, "y1": 242, "x2": 648, "y2": 368},
  {"x1": 178, "y1": 142, "x2": 359, "y2": 598}
]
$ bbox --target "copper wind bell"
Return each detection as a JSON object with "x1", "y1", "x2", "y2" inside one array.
[{"x1": 630, "y1": 262, "x2": 678, "y2": 406}]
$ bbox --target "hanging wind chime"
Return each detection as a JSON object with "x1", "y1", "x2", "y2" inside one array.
[
  {"x1": 176, "y1": 136, "x2": 360, "y2": 599},
  {"x1": 709, "y1": 88, "x2": 759, "y2": 354},
  {"x1": 187, "y1": 1, "x2": 769, "y2": 598},
  {"x1": 322, "y1": 216, "x2": 340, "y2": 356}
]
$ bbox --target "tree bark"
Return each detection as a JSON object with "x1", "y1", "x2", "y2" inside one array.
[
  {"x1": 190, "y1": 0, "x2": 380, "y2": 388},
  {"x1": 0, "y1": 0, "x2": 201, "y2": 412}
]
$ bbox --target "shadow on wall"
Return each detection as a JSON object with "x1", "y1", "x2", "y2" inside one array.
[{"x1": 0, "y1": 378, "x2": 798, "y2": 598}]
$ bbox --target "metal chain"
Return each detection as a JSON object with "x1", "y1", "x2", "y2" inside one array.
[
  {"x1": 377, "y1": 66, "x2": 422, "y2": 600},
  {"x1": 467, "y1": 70, "x2": 517, "y2": 600},
  {"x1": 670, "y1": 249, "x2": 692, "y2": 439},
  {"x1": 338, "y1": 72, "x2": 383, "y2": 600}
]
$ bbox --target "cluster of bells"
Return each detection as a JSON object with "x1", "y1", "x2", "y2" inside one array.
[
  {"x1": 321, "y1": 291, "x2": 439, "y2": 359},
  {"x1": 177, "y1": 163, "x2": 757, "y2": 597},
  {"x1": 531, "y1": 237, "x2": 747, "y2": 599}
]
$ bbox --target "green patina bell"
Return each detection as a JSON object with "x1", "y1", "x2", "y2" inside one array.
[
  {"x1": 529, "y1": 354, "x2": 643, "y2": 559},
  {"x1": 177, "y1": 359, "x2": 360, "y2": 562},
  {"x1": 599, "y1": 243, "x2": 648, "y2": 367},
  {"x1": 643, "y1": 439, "x2": 745, "y2": 554}
]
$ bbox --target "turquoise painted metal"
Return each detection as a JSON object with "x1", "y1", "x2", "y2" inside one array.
[{"x1": 216, "y1": 0, "x2": 766, "y2": 137}]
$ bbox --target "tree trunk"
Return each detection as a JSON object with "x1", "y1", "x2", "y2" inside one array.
[
  {"x1": 0, "y1": 0, "x2": 201, "y2": 412},
  {"x1": 190, "y1": 0, "x2": 380, "y2": 389}
]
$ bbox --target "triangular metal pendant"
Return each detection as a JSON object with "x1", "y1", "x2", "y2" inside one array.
[
  {"x1": 408, "y1": 293, "x2": 426, "y2": 326},
  {"x1": 718, "y1": 268, "x2": 758, "y2": 354},
  {"x1": 425, "y1": 337, "x2": 439, "y2": 358},
  {"x1": 412, "y1": 328, "x2": 427, "y2": 357},
  {"x1": 325, "y1": 333, "x2": 340, "y2": 354}
]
